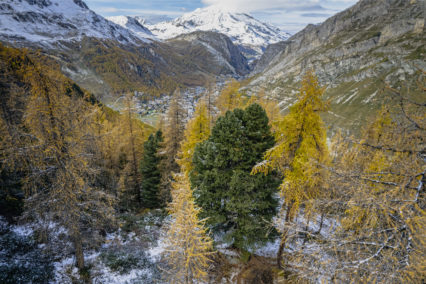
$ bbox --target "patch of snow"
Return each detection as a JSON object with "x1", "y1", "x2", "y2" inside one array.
[
  {"x1": 328, "y1": 111, "x2": 345, "y2": 119},
  {"x1": 92, "y1": 265, "x2": 153, "y2": 284},
  {"x1": 253, "y1": 238, "x2": 280, "y2": 258},
  {"x1": 199, "y1": 41, "x2": 236, "y2": 73},
  {"x1": 342, "y1": 89, "x2": 358, "y2": 104},
  {"x1": 10, "y1": 224, "x2": 33, "y2": 237},
  {"x1": 362, "y1": 90, "x2": 378, "y2": 104},
  {"x1": 148, "y1": 234, "x2": 167, "y2": 262}
]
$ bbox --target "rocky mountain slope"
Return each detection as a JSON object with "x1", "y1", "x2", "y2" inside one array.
[
  {"x1": 249, "y1": 0, "x2": 425, "y2": 133},
  {"x1": 167, "y1": 31, "x2": 250, "y2": 76},
  {"x1": 107, "y1": 15, "x2": 156, "y2": 40},
  {"x1": 0, "y1": 0, "x2": 249, "y2": 102},
  {"x1": 0, "y1": 0, "x2": 142, "y2": 45},
  {"x1": 147, "y1": 6, "x2": 290, "y2": 61}
]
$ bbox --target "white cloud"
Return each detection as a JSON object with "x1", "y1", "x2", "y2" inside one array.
[
  {"x1": 202, "y1": 0, "x2": 357, "y2": 33},
  {"x1": 201, "y1": 0, "x2": 356, "y2": 12},
  {"x1": 96, "y1": 7, "x2": 184, "y2": 16},
  {"x1": 87, "y1": 0, "x2": 358, "y2": 34},
  {"x1": 201, "y1": 0, "x2": 316, "y2": 12}
]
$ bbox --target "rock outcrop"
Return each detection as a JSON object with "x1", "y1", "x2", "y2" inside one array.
[
  {"x1": 168, "y1": 31, "x2": 250, "y2": 76},
  {"x1": 250, "y1": 0, "x2": 425, "y2": 133}
]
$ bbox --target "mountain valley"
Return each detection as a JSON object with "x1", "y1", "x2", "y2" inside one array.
[{"x1": 0, "y1": 1, "x2": 424, "y2": 283}]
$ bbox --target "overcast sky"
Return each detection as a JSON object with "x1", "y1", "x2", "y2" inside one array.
[{"x1": 85, "y1": 0, "x2": 358, "y2": 34}]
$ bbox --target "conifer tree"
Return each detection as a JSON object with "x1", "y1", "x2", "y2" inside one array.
[
  {"x1": 191, "y1": 103, "x2": 279, "y2": 250},
  {"x1": 140, "y1": 130, "x2": 163, "y2": 209},
  {"x1": 0, "y1": 47, "x2": 30, "y2": 216},
  {"x1": 160, "y1": 90, "x2": 186, "y2": 202},
  {"x1": 252, "y1": 70, "x2": 330, "y2": 268},
  {"x1": 163, "y1": 90, "x2": 186, "y2": 173},
  {"x1": 216, "y1": 79, "x2": 245, "y2": 114},
  {"x1": 91, "y1": 109, "x2": 122, "y2": 198},
  {"x1": 257, "y1": 90, "x2": 282, "y2": 129},
  {"x1": 162, "y1": 173, "x2": 214, "y2": 283},
  {"x1": 178, "y1": 99, "x2": 211, "y2": 174},
  {"x1": 19, "y1": 58, "x2": 115, "y2": 272},
  {"x1": 325, "y1": 100, "x2": 425, "y2": 282},
  {"x1": 162, "y1": 97, "x2": 216, "y2": 283},
  {"x1": 118, "y1": 95, "x2": 145, "y2": 207}
]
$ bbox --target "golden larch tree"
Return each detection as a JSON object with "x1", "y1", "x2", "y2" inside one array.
[
  {"x1": 327, "y1": 99, "x2": 425, "y2": 282},
  {"x1": 162, "y1": 96, "x2": 215, "y2": 283},
  {"x1": 162, "y1": 173, "x2": 214, "y2": 284},
  {"x1": 117, "y1": 94, "x2": 146, "y2": 207},
  {"x1": 216, "y1": 79, "x2": 245, "y2": 114},
  {"x1": 286, "y1": 72, "x2": 425, "y2": 282},
  {"x1": 252, "y1": 70, "x2": 330, "y2": 268},
  {"x1": 160, "y1": 90, "x2": 186, "y2": 203},
  {"x1": 21, "y1": 58, "x2": 115, "y2": 271},
  {"x1": 177, "y1": 99, "x2": 211, "y2": 174}
]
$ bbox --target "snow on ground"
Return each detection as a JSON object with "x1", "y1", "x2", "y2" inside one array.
[
  {"x1": 10, "y1": 222, "x2": 33, "y2": 237},
  {"x1": 2, "y1": 206, "x2": 341, "y2": 283},
  {"x1": 93, "y1": 266, "x2": 153, "y2": 284},
  {"x1": 1, "y1": 211, "x2": 168, "y2": 283},
  {"x1": 0, "y1": 216, "x2": 33, "y2": 237},
  {"x1": 254, "y1": 238, "x2": 281, "y2": 258},
  {"x1": 148, "y1": 235, "x2": 167, "y2": 262}
]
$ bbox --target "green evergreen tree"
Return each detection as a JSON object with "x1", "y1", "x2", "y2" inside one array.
[
  {"x1": 140, "y1": 130, "x2": 163, "y2": 208},
  {"x1": 190, "y1": 103, "x2": 279, "y2": 250}
]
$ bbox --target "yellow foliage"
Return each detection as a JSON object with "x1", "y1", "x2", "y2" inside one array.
[
  {"x1": 216, "y1": 79, "x2": 245, "y2": 114},
  {"x1": 329, "y1": 86, "x2": 425, "y2": 280},
  {"x1": 177, "y1": 99, "x2": 211, "y2": 174},
  {"x1": 163, "y1": 173, "x2": 214, "y2": 283},
  {"x1": 252, "y1": 70, "x2": 330, "y2": 218},
  {"x1": 338, "y1": 106, "x2": 423, "y2": 231},
  {"x1": 164, "y1": 97, "x2": 214, "y2": 282},
  {"x1": 163, "y1": 90, "x2": 186, "y2": 174},
  {"x1": 247, "y1": 89, "x2": 283, "y2": 129}
]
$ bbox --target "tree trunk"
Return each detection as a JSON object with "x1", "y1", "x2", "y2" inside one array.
[
  {"x1": 276, "y1": 233, "x2": 288, "y2": 270},
  {"x1": 316, "y1": 212, "x2": 325, "y2": 235},
  {"x1": 302, "y1": 218, "x2": 310, "y2": 246},
  {"x1": 277, "y1": 201, "x2": 294, "y2": 269},
  {"x1": 72, "y1": 231, "x2": 85, "y2": 270},
  {"x1": 127, "y1": 102, "x2": 141, "y2": 206}
]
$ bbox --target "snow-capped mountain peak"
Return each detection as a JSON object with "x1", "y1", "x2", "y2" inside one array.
[
  {"x1": 0, "y1": 0, "x2": 148, "y2": 46},
  {"x1": 107, "y1": 15, "x2": 156, "y2": 40},
  {"x1": 147, "y1": 6, "x2": 291, "y2": 59}
]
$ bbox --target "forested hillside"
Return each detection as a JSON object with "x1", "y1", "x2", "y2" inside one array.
[
  {"x1": 0, "y1": 0, "x2": 425, "y2": 283},
  {"x1": 1, "y1": 42, "x2": 424, "y2": 283}
]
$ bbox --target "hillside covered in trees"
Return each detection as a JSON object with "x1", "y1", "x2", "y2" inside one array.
[
  {"x1": 0, "y1": 0, "x2": 425, "y2": 283},
  {"x1": 0, "y1": 41, "x2": 424, "y2": 283}
]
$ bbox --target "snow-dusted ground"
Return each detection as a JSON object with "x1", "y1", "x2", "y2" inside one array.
[
  {"x1": 1, "y1": 211, "x2": 168, "y2": 284},
  {"x1": 2, "y1": 204, "x2": 342, "y2": 283}
]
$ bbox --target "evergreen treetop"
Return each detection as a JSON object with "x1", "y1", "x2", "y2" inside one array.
[
  {"x1": 140, "y1": 129, "x2": 163, "y2": 209},
  {"x1": 191, "y1": 103, "x2": 279, "y2": 250}
]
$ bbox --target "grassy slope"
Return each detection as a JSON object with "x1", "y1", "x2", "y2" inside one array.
[{"x1": 250, "y1": 25, "x2": 425, "y2": 136}]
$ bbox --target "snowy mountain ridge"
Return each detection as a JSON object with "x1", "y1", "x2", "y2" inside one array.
[
  {"x1": 145, "y1": 6, "x2": 291, "y2": 59},
  {"x1": 0, "y1": 0, "x2": 147, "y2": 46},
  {"x1": 106, "y1": 15, "x2": 156, "y2": 40}
]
